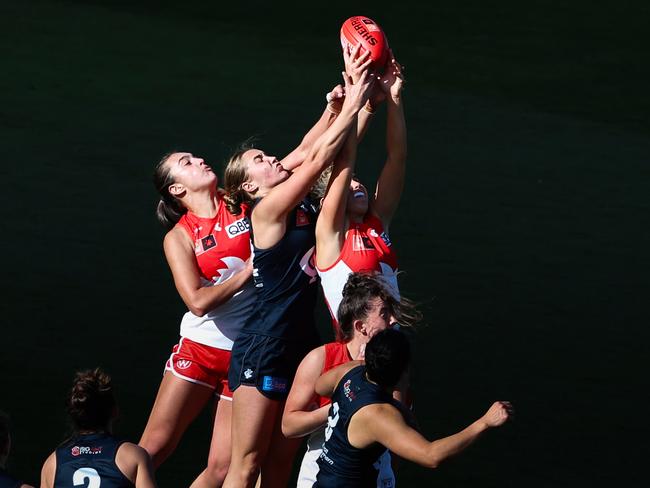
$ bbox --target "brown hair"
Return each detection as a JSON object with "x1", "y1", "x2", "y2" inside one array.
[
  {"x1": 67, "y1": 368, "x2": 116, "y2": 432},
  {"x1": 337, "y1": 272, "x2": 421, "y2": 342},
  {"x1": 223, "y1": 142, "x2": 256, "y2": 215},
  {"x1": 153, "y1": 152, "x2": 188, "y2": 229}
]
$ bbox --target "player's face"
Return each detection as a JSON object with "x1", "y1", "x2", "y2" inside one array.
[
  {"x1": 362, "y1": 297, "x2": 395, "y2": 339},
  {"x1": 347, "y1": 177, "x2": 369, "y2": 218},
  {"x1": 243, "y1": 149, "x2": 289, "y2": 193},
  {"x1": 166, "y1": 152, "x2": 217, "y2": 191}
]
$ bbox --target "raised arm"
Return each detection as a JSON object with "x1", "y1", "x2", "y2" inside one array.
[
  {"x1": 282, "y1": 346, "x2": 331, "y2": 438},
  {"x1": 252, "y1": 71, "x2": 373, "y2": 247},
  {"x1": 280, "y1": 84, "x2": 346, "y2": 171},
  {"x1": 353, "y1": 401, "x2": 513, "y2": 469},
  {"x1": 371, "y1": 52, "x2": 407, "y2": 230},
  {"x1": 315, "y1": 121, "x2": 358, "y2": 268},
  {"x1": 163, "y1": 227, "x2": 252, "y2": 316}
]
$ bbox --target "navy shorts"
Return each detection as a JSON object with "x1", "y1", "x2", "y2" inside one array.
[{"x1": 228, "y1": 332, "x2": 318, "y2": 400}]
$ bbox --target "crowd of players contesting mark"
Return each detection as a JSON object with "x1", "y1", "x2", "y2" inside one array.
[{"x1": 0, "y1": 45, "x2": 512, "y2": 488}]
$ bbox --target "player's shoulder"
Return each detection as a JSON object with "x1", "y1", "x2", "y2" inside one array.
[
  {"x1": 117, "y1": 441, "x2": 149, "y2": 460},
  {"x1": 299, "y1": 344, "x2": 327, "y2": 370}
]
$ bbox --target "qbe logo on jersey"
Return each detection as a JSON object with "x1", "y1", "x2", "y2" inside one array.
[{"x1": 226, "y1": 217, "x2": 250, "y2": 239}]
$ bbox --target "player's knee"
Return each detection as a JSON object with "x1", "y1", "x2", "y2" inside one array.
[
  {"x1": 139, "y1": 428, "x2": 178, "y2": 465},
  {"x1": 205, "y1": 459, "x2": 230, "y2": 485}
]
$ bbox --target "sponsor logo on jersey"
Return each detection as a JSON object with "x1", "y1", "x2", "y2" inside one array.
[
  {"x1": 244, "y1": 368, "x2": 254, "y2": 380},
  {"x1": 380, "y1": 231, "x2": 392, "y2": 247},
  {"x1": 176, "y1": 359, "x2": 192, "y2": 370},
  {"x1": 71, "y1": 445, "x2": 103, "y2": 456},
  {"x1": 262, "y1": 375, "x2": 288, "y2": 393},
  {"x1": 343, "y1": 379, "x2": 356, "y2": 402},
  {"x1": 201, "y1": 234, "x2": 217, "y2": 251},
  {"x1": 226, "y1": 217, "x2": 250, "y2": 238},
  {"x1": 295, "y1": 209, "x2": 310, "y2": 227}
]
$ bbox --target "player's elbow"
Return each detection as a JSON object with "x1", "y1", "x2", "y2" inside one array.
[
  {"x1": 187, "y1": 301, "x2": 208, "y2": 317},
  {"x1": 423, "y1": 458, "x2": 441, "y2": 469},
  {"x1": 281, "y1": 415, "x2": 299, "y2": 438}
]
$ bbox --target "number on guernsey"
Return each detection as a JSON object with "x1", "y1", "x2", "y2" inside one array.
[
  {"x1": 73, "y1": 467, "x2": 101, "y2": 487},
  {"x1": 324, "y1": 402, "x2": 340, "y2": 441}
]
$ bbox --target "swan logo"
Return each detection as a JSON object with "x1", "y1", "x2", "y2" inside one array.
[{"x1": 212, "y1": 256, "x2": 247, "y2": 284}]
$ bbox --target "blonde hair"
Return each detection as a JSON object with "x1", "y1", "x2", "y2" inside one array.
[
  {"x1": 309, "y1": 164, "x2": 333, "y2": 202},
  {"x1": 223, "y1": 143, "x2": 256, "y2": 215}
]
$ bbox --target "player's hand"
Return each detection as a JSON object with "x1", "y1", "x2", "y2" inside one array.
[
  {"x1": 378, "y1": 50, "x2": 404, "y2": 101},
  {"x1": 326, "y1": 83, "x2": 346, "y2": 113},
  {"x1": 343, "y1": 42, "x2": 373, "y2": 84},
  {"x1": 481, "y1": 401, "x2": 513, "y2": 428},
  {"x1": 342, "y1": 69, "x2": 374, "y2": 113}
]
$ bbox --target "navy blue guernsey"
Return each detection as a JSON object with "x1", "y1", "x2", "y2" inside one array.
[
  {"x1": 314, "y1": 366, "x2": 398, "y2": 488},
  {"x1": 244, "y1": 198, "x2": 319, "y2": 339},
  {"x1": 54, "y1": 433, "x2": 133, "y2": 488}
]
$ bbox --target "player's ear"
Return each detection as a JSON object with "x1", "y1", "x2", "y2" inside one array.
[
  {"x1": 168, "y1": 183, "x2": 185, "y2": 197},
  {"x1": 354, "y1": 319, "x2": 367, "y2": 335},
  {"x1": 241, "y1": 180, "x2": 257, "y2": 193}
]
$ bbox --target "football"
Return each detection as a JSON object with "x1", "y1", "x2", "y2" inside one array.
[{"x1": 340, "y1": 16, "x2": 389, "y2": 70}]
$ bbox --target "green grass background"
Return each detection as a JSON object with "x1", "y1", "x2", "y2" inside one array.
[{"x1": 1, "y1": 0, "x2": 648, "y2": 486}]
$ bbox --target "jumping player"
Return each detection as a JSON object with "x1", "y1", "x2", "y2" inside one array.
[
  {"x1": 282, "y1": 273, "x2": 420, "y2": 488},
  {"x1": 0, "y1": 411, "x2": 34, "y2": 488},
  {"x1": 316, "y1": 47, "x2": 406, "y2": 335},
  {"x1": 313, "y1": 330, "x2": 513, "y2": 487},
  {"x1": 140, "y1": 151, "x2": 256, "y2": 487},
  {"x1": 142, "y1": 81, "x2": 353, "y2": 487},
  {"x1": 221, "y1": 69, "x2": 375, "y2": 488},
  {"x1": 40, "y1": 369, "x2": 156, "y2": 488}
]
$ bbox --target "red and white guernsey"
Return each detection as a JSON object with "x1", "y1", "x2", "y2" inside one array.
[
  {"x1": 175, "y1": 202, "x2": 254, "y2": 350},
  {"x1": 317, "y1": 214, "x2": 399, "y2": 328}
]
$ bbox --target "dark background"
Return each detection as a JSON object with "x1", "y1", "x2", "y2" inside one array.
[{"x1": 1, "y1": 0, "x2": 648, "y2": 486}]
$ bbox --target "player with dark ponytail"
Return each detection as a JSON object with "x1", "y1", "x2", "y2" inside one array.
[
  {"x1": 142, "y1": 150, "x2": 255, "y2": 487},
  {"x1": 40, "y1": 369, "x2": 156, "y2": 488},
  {"x1": 314, "y1": 330, "x2": 513, "y2": 487}
]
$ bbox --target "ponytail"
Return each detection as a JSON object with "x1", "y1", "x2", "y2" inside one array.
[
  {"x1": 223, "y1": 142, "x2": 256, "y2": 216},
  {"x1": 153, "y1": 152, "x2": 187, "y2": 229},
  {"x1": 67, "y1": 368, "x2": 116, "y2": 432}
]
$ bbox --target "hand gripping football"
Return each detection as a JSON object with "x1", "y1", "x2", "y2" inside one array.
[{"x1": 340, "y1": 16, "x2": 389, "y2": 70}]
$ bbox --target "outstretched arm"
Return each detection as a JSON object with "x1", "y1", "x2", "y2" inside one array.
[
  {"x1": 371, "y1": 53, "x2": 407, "y2": 231},
  {"x1": 252, "y1": 71, "x2": 374, "y2": 248},
  {"x1": 353, "y1": 401, "x2": 513, "y2": 469},
  {"x1": 315, "y1": 128, "x2": 356, "y2": 269},
  {"x1": 281, "y1": 85, "x2": 346, "y2": 171}
]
